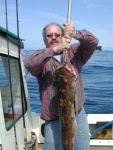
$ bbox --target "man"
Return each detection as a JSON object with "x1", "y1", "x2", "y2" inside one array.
[{"x1": 24, "y1": 22, "x2": 99, "y2": 150}]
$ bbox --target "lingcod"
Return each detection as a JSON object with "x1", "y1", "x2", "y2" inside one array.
[{"x1": 53, "y1": 59, "x2": 78, "y2": 150}]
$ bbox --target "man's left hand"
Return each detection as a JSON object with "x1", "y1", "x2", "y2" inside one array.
[{"x1": 63, "y1": 22, "x2": 78, "y2": 39}]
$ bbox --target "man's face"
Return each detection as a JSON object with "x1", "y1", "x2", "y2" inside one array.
[{"x1": 44, "y1": 24, "x2": 62, "y2": 48}]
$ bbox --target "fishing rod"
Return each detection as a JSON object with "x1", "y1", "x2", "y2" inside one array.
[
  {"x1": 5, "y1": 0, "x2": 18, "y2": 146},
  {"x1": 16, "y1": 0, "x2": 27, "y2": 128},
  {"x1": 63, "y1": 0, "x2": 72, "y2": 61},
  {"x1": 67, "y1": 0, "x2": 72, "y2": 22},
  {"x1": 16, "y1": 1, "x2": 37, "y2": 149},
  {"x1": 16, "y1": 0, "x2": 27, "y2": 139}
]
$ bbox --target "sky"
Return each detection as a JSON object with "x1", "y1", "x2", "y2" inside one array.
[{"x1": 0, "y1": 0, "x2": 113, "y2": 50}]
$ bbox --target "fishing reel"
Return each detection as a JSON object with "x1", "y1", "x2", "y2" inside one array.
[{"x1": 24, "y1": 132, "x2": 37, "y2": 150}]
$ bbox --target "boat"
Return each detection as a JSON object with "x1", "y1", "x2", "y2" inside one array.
[
  {"x1": 0, "y1": 25, "x2": 113, "y2": 150},
  {"x1": 0, "y1": 0, "x2": 113, "y2": 148},
  {"x1": 96, "y1": 46, "x2": 102, "y2": 51}
]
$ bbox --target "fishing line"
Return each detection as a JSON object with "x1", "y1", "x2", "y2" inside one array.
[{"x1": 5, "y1": 0, "x2": 18, "y2": 145}]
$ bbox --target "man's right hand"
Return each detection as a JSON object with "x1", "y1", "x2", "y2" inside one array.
[{"x1": 53, "y1": 35, "x2": 71, "y2": 53}]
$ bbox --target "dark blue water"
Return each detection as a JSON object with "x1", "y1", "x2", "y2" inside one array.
[{"x1": 24, "y1": 50, "x2": 113, "y2": 114}]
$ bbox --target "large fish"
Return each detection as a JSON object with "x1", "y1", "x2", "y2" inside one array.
[{"x1": 53, "y1": 57, "x2": 78, "y2": 150}]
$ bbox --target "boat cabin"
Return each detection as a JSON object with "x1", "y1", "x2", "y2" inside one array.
[{"x1": 0, "y1": 26, "x2": 37, "y2": 150}]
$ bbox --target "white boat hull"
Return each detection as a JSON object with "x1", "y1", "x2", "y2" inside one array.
[{"x1": 30, "y1": 113, "x2": 113, "y2": 150}]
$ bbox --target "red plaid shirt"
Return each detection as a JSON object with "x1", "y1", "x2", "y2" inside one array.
[{"x1": 24, "y1": 29, "x2": 99, "y2": 120}]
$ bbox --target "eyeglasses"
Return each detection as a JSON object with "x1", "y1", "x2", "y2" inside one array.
[{"x1": 46, "y1": 33, "x2": 61, "y2": 38}]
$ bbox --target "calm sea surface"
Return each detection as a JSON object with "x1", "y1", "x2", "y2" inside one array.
[{"x1": 24, "y1": 50, "x2": 113, "y2": 114}]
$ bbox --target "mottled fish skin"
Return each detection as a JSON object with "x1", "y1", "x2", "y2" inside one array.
[{"x1": 53, "y1": 61, "x2": 78, "y2": 150}]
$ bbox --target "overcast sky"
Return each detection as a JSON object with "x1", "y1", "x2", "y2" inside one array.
[{"x1": 0, "y1": 0, "x2": 113, "y2": 50}]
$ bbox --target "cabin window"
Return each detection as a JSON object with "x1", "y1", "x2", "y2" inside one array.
[
  {"x1": 0, "y1": 54, "x2": 27, "y2": 130},
  {"x1": 0, "y1": 56, "x2": 9, "y2": 86}
]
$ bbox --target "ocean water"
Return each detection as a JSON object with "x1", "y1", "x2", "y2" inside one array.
[{"x1": 24, "y1": 50, "x2": 113, "y2": 114}]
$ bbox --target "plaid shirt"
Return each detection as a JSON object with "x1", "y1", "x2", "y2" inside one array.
[{"x1": 24, "y1": 29, "x2": 99, "y2": 120}]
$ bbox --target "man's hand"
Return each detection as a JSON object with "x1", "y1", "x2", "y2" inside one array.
[
  {"x1": 53, "y1": 35, "x2": 71, "y2": 53},
  {"x1": 63, "y1": 22, "x2": 80, "y2": 39}
]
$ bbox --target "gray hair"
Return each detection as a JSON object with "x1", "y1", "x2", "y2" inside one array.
[{"x1": 42, "y1": 22, "x2": 64, "y2": 38}]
